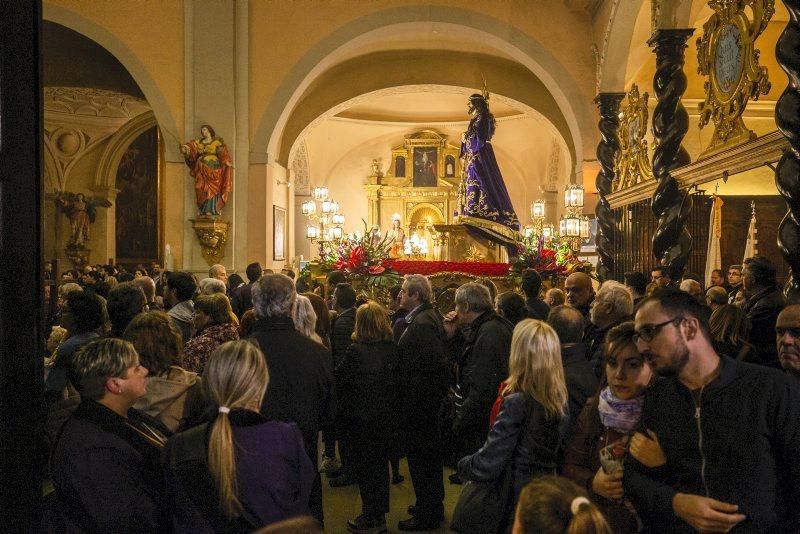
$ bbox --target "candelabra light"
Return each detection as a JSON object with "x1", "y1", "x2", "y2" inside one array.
[
  {"x1": 303, "y1": 185, "x2": 345, "y2": 255},
  {"x1": 561, "y1": 183, "x2": 585, "y2": 251}
]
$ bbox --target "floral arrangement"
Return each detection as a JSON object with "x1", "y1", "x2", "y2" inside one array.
[
  {"x1": 304, "y1": 220, "x2": 402, "y2": 301},
  {"x1": 509, "y1": 232, "x2": 592, "y2": 276}
]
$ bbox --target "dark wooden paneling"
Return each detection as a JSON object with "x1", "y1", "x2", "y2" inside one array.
[
  {"x1": 719, "y1": 196, "x2": 789, "y2": 284},
  {"x1": 611, "y1": 193, "x2": 711, "y2": 281}
]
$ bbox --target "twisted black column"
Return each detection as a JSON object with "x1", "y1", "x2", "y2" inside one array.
[
  {"x1": 594, "y1": 93, "x2": 625, "y2": 281},
  {"x1": 648, "y1": 29, "x2": 694, "y2": 280},
  {"x1": 776, "y1": 1, "x2": 800, "y2": 303}
]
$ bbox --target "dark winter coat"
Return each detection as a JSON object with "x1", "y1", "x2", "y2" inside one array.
[
  {"x1": 452, "y1": 311, "x2": 513, "y2": 449},
  {"x1": 248, "y1": 315, "x2": 335, "y2": 459},
  {"x1": 624, "y1": 356, "x2": 800, "y2": 532},
  {"x1": 742, "y1": 285, "x2": 785, "y2": 368},
  {"x1": 524, "y1": 296, "x2": 550, "y2": 321},
  {"x1": 458, "y1": 392, "x2": 561, "y2": 530},
  {"x1": 49, "y1": 400, "x2": 171, "y2": 533},
  {"x1": 395, "y1": 303, "x2": 450, "y2": 442},
  {"x1": 163, "y1": 410, "x2": 314, "y2": 532},
  {"x1": 330, "y1": 307, "x2": 356, "y2": 367}
]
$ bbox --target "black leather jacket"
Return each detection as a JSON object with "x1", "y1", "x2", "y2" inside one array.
[{"x1": 458, "y1": 392, "x2": 561, "y2": 500}]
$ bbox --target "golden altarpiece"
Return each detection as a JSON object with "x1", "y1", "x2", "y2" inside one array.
[{"x1": 364, "y1": 130, "x2": 507, "y2": 262}]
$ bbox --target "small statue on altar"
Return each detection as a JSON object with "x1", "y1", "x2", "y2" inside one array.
[
  {"x1": 370, "y1": 225, "x2": 382, "y2": 248},
  {"x1": 181, "y1": 124, "x2": 233, "y2": 216},
  {"x1": 389, "y1": 217, "x2": 406, "y2": 258},
  {"x1": 459, "y1": 89, "x2": 520, "y2": 232}
]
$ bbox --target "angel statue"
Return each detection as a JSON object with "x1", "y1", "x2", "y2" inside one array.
[
  {"x1": 181, "y1": 124, "x2": 233, "y2": 216},
  {"x1": 459, "y1": 88, "x2": 520, "y2": 251},
  {"x1": 56, "y1": 191, "x2": 111, "y2": 248}
]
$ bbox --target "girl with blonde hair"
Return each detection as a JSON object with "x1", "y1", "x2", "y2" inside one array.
[
  {"x1": 164, "y1": 340, "x2": 314, "y2": 531},
  {"x1": 454, "y1": 319, "x2": 567, "y2": 533}
]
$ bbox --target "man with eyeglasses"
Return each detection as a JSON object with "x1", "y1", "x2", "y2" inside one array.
[
  {"x1": 726, "y1": 264, "x2": 743, "y2": 303},
  {"x1": 776, "y1": 304, "x2": 800, "y2": 384},
  {"x1": 624, "y1": 288, "x2": 800, "y2": 533}
]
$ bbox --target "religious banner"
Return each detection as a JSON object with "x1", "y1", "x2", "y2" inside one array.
[
  {"x1": 743, "y1": 201, "x2": 758, "y2": 262},
  {"x1": 704, "y1": 194, "x2": 724, "y2": 288}
]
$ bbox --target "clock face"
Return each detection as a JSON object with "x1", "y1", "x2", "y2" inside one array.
[{"x1": 715, "y1": 24, "x2": 743, "y2": 94}]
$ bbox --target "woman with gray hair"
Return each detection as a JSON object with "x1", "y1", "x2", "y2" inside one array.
[
  {"x1": 294, "y1": 294, "x2": 323, "y2": 345},
  {"x1": 49, "y1": 338, "x2": 170, "y2": 532}
]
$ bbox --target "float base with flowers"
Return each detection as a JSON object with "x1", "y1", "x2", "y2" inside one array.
[{"x1": 300, "y1": 222, "x2": 591, "y2": 305}]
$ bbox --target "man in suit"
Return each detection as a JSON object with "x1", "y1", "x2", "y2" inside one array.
[
  {"x1": 248, "y1": 273, "x2": 335, "y2": 526},
  {"x1": 395, "y1": 274, "x2": 451, "y2": 531},
  {"x1": 230, "y1": 262, "x2": 261, "y2": 319}
]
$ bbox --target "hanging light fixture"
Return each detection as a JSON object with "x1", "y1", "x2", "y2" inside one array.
[
  {"x1": 564, "y1": 184, "x2": 584, "y2": 208},
  {"x1": 301, "y1": 200, "x2": 316, "y2": 215},
  {"x1": 530, "y1": 199, "x2": 546, "y2": 219},
  {"x1": 313, "y1": 186, "x2": 328, "y2": 201}
]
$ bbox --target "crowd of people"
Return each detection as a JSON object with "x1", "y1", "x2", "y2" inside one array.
[{"x1": 40, "y1": 256, "x2": 800, "y2": 533}]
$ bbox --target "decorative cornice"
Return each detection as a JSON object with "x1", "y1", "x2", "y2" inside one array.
[
  {"x1": 607, "y1": 129, "x2": 787, "y2": 207},
  {"x1": 44, "y1": 87, "x2": 150, "y2": 119}
]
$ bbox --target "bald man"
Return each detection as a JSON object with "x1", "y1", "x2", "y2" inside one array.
[
  {"x1": 564, "y1": 272, "x2": 595, "y2": 319},
  {"x1": 776, "y1": 304, "x2": 800, "y2": 383}
]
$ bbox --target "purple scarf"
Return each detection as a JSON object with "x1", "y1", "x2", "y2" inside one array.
[{"x1": 598, "y1": 387, "x2": 643, "y2": 434}]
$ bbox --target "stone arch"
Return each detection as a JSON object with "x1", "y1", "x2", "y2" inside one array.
[
  {"x1": 599, "y1": 0, "x2": 696, "y2": 92},
  {"x1": 253, "y1": 6, "x2": 593, "y2": 169},
  {"x1": 95, "y1": 111, "x2": 158, "y2": 193},
  {"x1": 43, "y1": 4, "x2": 180, "y2": 160}
]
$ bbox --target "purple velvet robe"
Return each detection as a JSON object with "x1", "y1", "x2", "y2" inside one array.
[{"x1": 460, "y1": 112, "x2": 520, "y2": 231}]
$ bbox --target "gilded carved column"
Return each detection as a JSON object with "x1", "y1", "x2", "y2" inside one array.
[
  {"x1": 776, "y1": 0, "x2": 800, "y2": 302},
  {"x1": 648, "y1": 29, "x2": 694, "y2": 280},
  {"x1": 594, "y1": 93, "x2": 625, "y2": 281}
]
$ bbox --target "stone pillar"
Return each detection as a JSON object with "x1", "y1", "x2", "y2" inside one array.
[
  {"x1": 648, "y1": 29, "x2": 694, "y2": 280},
  {"x1": 593, "y1": 93, "x2": 624, "y2": 281},
  {"x1": 776, "y1": 0, "x2": 800, "y2": 302}
]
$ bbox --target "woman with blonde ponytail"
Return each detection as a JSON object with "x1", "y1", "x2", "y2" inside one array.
[
  {"x1": 512, "y1": 475, "x2": 612, "y2": 534},
  {"x1": 164, "y1": 340, "x2": 315, "y2": 531}
]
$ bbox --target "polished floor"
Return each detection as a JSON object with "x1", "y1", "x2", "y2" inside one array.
[{"x1": 321, "y1": 461, "x2": 462, "y2": 533}]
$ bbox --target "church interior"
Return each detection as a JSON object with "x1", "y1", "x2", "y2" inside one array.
[{"x1": 2, "y1": 0, "x2": 800, "y2": 530}]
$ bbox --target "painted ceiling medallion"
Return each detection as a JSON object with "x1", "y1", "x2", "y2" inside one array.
[{"x1": 696, "y1": 0, "x2": 774, "y2": 158}]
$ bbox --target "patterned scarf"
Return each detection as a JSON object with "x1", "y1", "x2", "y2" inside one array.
[{"x1": 598, "y1": 387, "x2": 643, "y2": 434}]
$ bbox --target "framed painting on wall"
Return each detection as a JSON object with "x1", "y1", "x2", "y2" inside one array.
[
  {"x1": 273, "y1": 205, "x2": 286, "y2": 261},
  {"x1": 413, "y1": 147, "x2": 438, "y2": 187}
]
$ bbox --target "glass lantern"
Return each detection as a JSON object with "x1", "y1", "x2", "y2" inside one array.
[
  {"x1": 321, "y1": 199, "x2": 334, "y2": 214},
  {"x1": 313, "y1": 186, "x2": 328, "y2": 201},
  {"x1": 331, "y1": 213, "x2": 345, "y2": 226},
  {"x1": 542, "y1": 223, "x2": 554, "y2": 238},
  {"x1": 564, "y1": 184, "x2": 584, "y2": 208},
  {"x1": 301, "y1": 200, "x2": 316, "y2": 215},
  {"x1": 306, "y1": 225, "x2": 319, "y2": 240},
  {"x1": 523, "y1": 226, "x2": 535, "y2": 239},
  {"x1": 531, "y1": 199, "x2": 545, "y2": 219},
  {"x1": 330, "y1": 226, "x2": 343, "y2": 240},
  {"x1": 564, "y1": 213, "x2": 581, "y2": 237},
  {"x1": 580, "y1": 216, "x2": 591, "y2": 239},
  {"x1": 559, "y1": 217, "x2": 567, "y2": 236}
]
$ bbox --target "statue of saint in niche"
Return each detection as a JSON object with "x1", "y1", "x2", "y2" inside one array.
[{"x1": 181, "y1": 124, "x2": 233, "y2": 216}]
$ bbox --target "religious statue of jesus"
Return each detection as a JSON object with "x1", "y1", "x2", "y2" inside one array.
[{"x1": 459, "y1": 91, "x2": 520, "y2": 238}]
